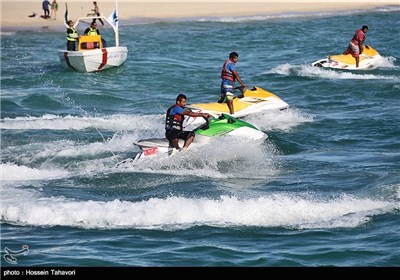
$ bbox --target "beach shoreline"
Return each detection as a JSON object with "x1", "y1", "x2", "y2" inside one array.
[{"x1": 1, "y1": 1, "x2": 399, "y2": 32}]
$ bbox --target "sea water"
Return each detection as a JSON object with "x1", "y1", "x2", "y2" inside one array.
[{"x1": 1, "y1": 7, "x2": 399, "y2": 266}]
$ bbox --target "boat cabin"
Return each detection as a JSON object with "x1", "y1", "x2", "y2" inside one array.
[{"x1": 78, "y1": 35, "x2": 103, "y2": 50}]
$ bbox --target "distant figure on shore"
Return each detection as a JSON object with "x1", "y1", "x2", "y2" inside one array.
[
  {"x1": 219, "y1": 52, "x2": 246, "y2": 115},
  {"x1": 92, "y1": 1, "x2": 104, "y2": 26},
  {"x1": 50, "y1": 0, "x2": 58, "y2": 20},
  {"x1": 343, "y1": 25, "x2": 369, "y2": 68},
  {"x1": 42, "y1": 0, "x2": 50, "y2": 19},
  {"x1": 66, "y1": 20, "x2": 78, "y2": 51}
]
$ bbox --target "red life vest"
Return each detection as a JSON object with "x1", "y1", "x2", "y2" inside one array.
[
  {"x1": 351, "y1": 29, "x2": 365, "y2": 46},
  {"x1": 221, "y1": 59, "x2": 235, "y2": 82},
  {"x1": 165, "y1": 104, "x2": 184, "y2": 131}
]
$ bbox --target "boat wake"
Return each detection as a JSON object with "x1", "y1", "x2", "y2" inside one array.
[{"x1": 268, "y1": 59, "x2": 399, "y2": 81}]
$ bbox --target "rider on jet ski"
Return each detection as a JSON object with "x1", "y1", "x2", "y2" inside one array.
[{"x1": 166, "y1": 94, "x2": 211, "y2": 151}]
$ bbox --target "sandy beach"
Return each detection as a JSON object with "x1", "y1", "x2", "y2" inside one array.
[{"x1": 1, "y1": 0, "x2": 399, "y2": 31}]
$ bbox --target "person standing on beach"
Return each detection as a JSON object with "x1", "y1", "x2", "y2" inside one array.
[
  {"x1": 50, "y1": 0, "x2": 58, "y2": 20},
  {"x1": 42, "y1": 0, "x2": 50, "y2": 19},
  {"x1": 92, "y1": 1, "x2": 104, "y2": 26},
  {"x1": 66, "y1": 20, "x2": 78, "y2": 51},
  {"x1": 343, "y1": 25, "x2": 368, "y2": 68},
  {"x1": 219, "y1": 52, "x2": 246, "y2": 115}
]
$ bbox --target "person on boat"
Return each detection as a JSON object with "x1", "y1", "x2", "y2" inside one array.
[
  {"x1": 66, "y1": 20, "x2": 78, "y2": 51},
  {"x1": 219, "y1": 52, "x2": 246, "y2": 115},
  {"x1": 165, "y1": 94, "x2": 211, "y2": 151},
  {"x1": 84, "y1": 21, "x2": 107, "y2": 47},
  {"x1": 343, "y1": 25, "x2": 368, "y2": 68}
]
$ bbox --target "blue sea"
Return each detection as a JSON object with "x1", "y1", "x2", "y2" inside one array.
[{"x1": 1, "y1": 6, "x2": 400, "y2": 267}]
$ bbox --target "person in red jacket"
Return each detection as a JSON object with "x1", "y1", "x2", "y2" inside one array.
[{"x1": 343, "y1": 25, "x2": 368, "y2": 68}]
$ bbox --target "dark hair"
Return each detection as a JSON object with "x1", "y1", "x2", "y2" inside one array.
[
  {"x1": 176, "y1": 94, "x2": 187, "y2": 102},
  {"x1": 362, "y1": 25, "x2": 368, "y2": 30},
  {"x1": 229, "y1": 52, "x2": 239, "y2": 59}
]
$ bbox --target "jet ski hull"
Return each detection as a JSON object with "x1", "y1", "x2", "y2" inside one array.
[
  {"x1": 187, "y1": 86, "x2": 288, "y2": 119},
  {"x1": 119, "y1": 114, "x2": 266, "y2": 162},
  {"x1": 311, "y1": 45, "x2": 382, "y2": 70}
]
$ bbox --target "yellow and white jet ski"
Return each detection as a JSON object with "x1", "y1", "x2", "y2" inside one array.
[
  {"x1": 187, "y1": 86, "x2": 288, "y2": 119},
  {"x1": 311, "y1": 45, "x2": 382, "y2": 70}
]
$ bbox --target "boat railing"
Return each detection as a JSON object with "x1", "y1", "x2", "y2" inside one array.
[{"x1": 66, "y1": 15, "x2": 120, "y2": 47}]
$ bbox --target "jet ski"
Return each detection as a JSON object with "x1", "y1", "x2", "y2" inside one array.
[
  {"x1": 187, "y1": 86, "x2": 289, "y2": 119},
  {"x1": 117, "y1": 114, "x2": 266, "y2": 163},
  {"x1": 311, "y1": 45, "x2": 382, "y2": 70}
]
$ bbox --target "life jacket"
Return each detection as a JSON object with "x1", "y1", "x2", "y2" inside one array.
[
  {"x1": 86, "y1": 27, "x2": 98, "y2": 36},
  {"x1": 165, "y1": 104, "x2": 184, "y2": 131},
  {"x1": 66, "y1": 28, "x2": 77, "y2": 41},
  {"x1": 221, "y1": 59, "x2": 235, "y2": 82},
  {"x1": 351, "y1": 29, "x2": 365, "y2": 46}
]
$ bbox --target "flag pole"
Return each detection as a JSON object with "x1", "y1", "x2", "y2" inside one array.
[{"x1": 115, "y1": 0, "x2": 119, "y2": 47}]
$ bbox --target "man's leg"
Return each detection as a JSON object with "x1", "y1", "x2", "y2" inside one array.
[
  {"x1": 181, "y1": 131, "x2": 195, "y2": 149},
  {"x1": 226, "y1": 92, "x2": 234, "y2": 114},
  {"x1": 183, "y1": 135, "x2": 195, "y2": 149}
]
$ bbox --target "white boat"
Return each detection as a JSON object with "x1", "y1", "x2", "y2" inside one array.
[
  {"x1": 187, "y1": 86, "x2": 289, "y2": 119},
  {"x1": 311, "y1": 45, "x2": 382, "y2": 70},
  {"x1": 58, "y1": 8, "x2": 127, "y2": 72}
]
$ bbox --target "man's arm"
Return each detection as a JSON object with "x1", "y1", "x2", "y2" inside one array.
[
  {"x1": 232, "y1": 70, "x2": 246, "y2": 87},
  {"x1": 357, "y1": 33, "x2": 365, "y2": 54},
  {"x1": 183, "y1": 110, "x2": 210, "y2": 119}
]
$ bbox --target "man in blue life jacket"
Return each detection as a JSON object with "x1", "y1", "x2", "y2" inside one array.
[
  {"x1": 219, "y1": 52, "x2": 247, "y2": 114},
  {"x1": 166, "y1": 94, "x2": 211, "y2": 151}
]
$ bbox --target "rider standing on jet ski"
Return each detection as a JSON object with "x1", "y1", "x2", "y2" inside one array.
[
  {"x1": 219, "y1": 52, "x2": 247, "y2": 114},
  {"x1": 343, "y1": 25, "x2": 368, "y2": 68},
  {"x1": 166, "y1": 94, "x2": 211, "y2": 151}
]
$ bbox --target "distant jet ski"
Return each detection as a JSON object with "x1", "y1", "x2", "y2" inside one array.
[
  {"x1": 187, "y1": 86, "x2": 289, "y2": 119},
  {"x1": 311, "y1": 45, "x2": 382, "y2": 70},
  {"x1": 117, "y1": 114, "x2": 266, "y2": 164}
]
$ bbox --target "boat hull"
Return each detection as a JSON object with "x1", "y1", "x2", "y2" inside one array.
[
  {"x1": 58, "y1": 46, "x2": 128, "y2": 72},
  {"x1": 311, "y1": 45, "x2": 382, "y2": 70}
]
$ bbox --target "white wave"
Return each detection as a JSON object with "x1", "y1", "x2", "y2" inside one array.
[
  {"x1": 0, "y1": 114, "x2": 164, "y2": 131},
  {"x1": 0, "y1": 32, "x2": 15, "y2": 36},
  {"x1": 244, "y1": 108, "x2": 314, "y2": 132},
  {"x1": 1, "y1": 192, "x2": 396, "y2": 230},
  {"x1": 196, "y1": 7, "x2": 400, "y2": 23},
  {"x1": 374, "y1": 56, "x2": 397, "y2": 69},
  {"x1": 268, "y1": 63, "x2": 400, "y2": 81},
  {"x1": 1, "y1": 163, "x2": 69, "y2": 181},
  {"x1": 117, "y1": 136, "x2": 279, "y2": 179}
]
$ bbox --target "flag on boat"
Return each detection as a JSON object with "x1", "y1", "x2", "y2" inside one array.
[
  {"x1": 107, "y1": 8, "x2": 118, "y2": 28},
  {"x1": 64, "y1": 3, "x2": 69, "y2": 25}
]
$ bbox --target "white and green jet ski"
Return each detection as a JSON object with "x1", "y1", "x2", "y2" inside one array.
[{"x1": 118, "y1": 114, "x2": 266, "y2": 163}]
